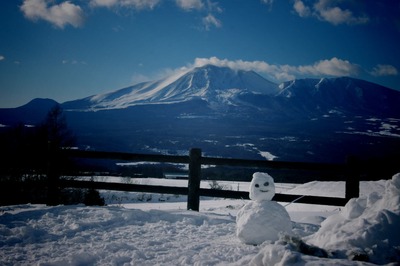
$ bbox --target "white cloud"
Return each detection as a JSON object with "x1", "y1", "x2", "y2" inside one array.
[
  {"x1": 193, "y1": 57, "x2": 271, "y2": 73},
  {"x1": 293, "y1": 0, "x2": 369, "y2": 26},
  {"x1": 293, "y1": 0, "x2": 311, "y2": 17},
  {"x1": 191, "y1": 56, "x2": 360, "y2": 82},
  {"x1": 89, "y1": 0, "x2": 118, "y2": 8},
  {"x1": 0, "y1": 55, "x2": 5, "y2": 61},
  {"x1": 202, "y1": 13, "x2": 222, "y2": 30},
  {"x1": 370, "y1": 64, "x2": 398, "y2": 77},
  {"x1": 314, "y1": 0, "x2": 369, "y2": 25},
  {"x1": 90, "y1": 0, "x2": 221, "y2": 31},
  {"x1": 20, "y1": 0, "x2": 85, "y2": 29},
  {"x1": 207, "y1": 0, "x2": 223, "y2": 13},
  {"x1": 297, "y1": 57, "x2": 360, "y2": 77},
  {"x1": 175, "y1": 0, "x2": 204, "y2": 11},
  {"x1": 90, "y1": 0, "x2": 160, "y2": 10},
  {"x1": 198, "y1": 1, "x2": 223, "y2": 30},
  {"x1": 138, "y1": 57, "x2": 388, "y2": 87}
]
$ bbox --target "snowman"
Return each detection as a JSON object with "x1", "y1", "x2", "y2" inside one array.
[{"x1": 236, "y1": 172, "x2": 292, "y2": 245}]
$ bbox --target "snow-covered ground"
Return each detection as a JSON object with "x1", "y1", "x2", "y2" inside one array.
[{"x1": 1, "y1": 175, "x2": 399, "y2": 265}]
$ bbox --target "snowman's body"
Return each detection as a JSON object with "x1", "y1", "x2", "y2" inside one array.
[{"x1": 236, "y1": 172, "x2": 292, "y2": 245}]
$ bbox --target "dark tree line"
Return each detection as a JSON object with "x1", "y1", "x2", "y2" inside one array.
[{"x1": 0, "y1": 105, "x2": 104, "y2": 206}]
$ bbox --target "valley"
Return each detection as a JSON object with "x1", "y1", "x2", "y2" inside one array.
[{"x1": 1, "y1": 65, "x2": 400, "y2": 165}]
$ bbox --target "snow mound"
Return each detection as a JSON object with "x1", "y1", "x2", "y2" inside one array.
[
  {"x1": 236, "y1": 201, "x2": 292, "y2": 245},
  {"x1": 0, "y1": 205, "x2": 258, "y2": 265},
  {"x1": 0, "y1": 179, "x2": 397, "y2": 265},
  {"x1": 248, "y1": 174, "x2": 400, "y2": 265},
  {"x1": 250, "y1": 241, "x2": 375, "y2": 266},
  {"x1": 306, "y1": 173, "x2": 400, "y2": 264}
]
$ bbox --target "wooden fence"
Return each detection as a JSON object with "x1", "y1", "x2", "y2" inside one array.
[{"x1": 54, "y1": 148, "x2": 363, "y2": 211}]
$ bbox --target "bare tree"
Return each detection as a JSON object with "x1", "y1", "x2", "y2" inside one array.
[
  {"x1": 41, "y1": 104, "x2": 76, "y2": 149},
  {"x1": 41, "y1": 105, "x2": 76, "y2": 205}
]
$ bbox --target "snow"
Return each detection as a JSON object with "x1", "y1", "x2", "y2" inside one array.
[
  {"x1": 337, "y1": 117, "x2": 400, "y2": 138},
  {"x1": 74, "y1": 65, "x2": 279, "y2": 111},
  {"x1": 258, "y1": 151, "x2": 278, "y2": 161},
  {"x1": 236, "y1": 172, "x2": 292, "y2": 245},
  {"x1": 306, "y1": 173, "x2": 400, "y2": 264},
  {"x1": 87, "y1": 69, "x2": 193, "y2": 110},
  {"x1": 1, "y1": 175, "x2": 399, "y2": 265},
  {"x1": 236, "y1": 173, "x2": 292, "y2": 244},
  {"x1": 249, "y1": 172, "x2": 276, "y2": 202},
  {"x1": 236, "y1": 201, "x2": 292, "y2": 245}
]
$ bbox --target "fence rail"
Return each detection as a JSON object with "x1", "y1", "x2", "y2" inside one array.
[{"x1": 56, "y1": 148, "x2": 360, "y2": 210}]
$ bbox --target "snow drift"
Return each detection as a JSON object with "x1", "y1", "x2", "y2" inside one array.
[
  {"x1": 307, "y1": 173, "x2": 400, "y2": 263},
  {"x1": 1, "y1": 176, "x2": 399, "y2": 265},
  {"x1": 253, "y1": 174, "x2": 400, "y2": 265}
]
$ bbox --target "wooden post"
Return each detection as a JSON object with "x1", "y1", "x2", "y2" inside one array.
[
  {"x1": 187, "y1": 148, "x2": 202, "y2": 211},
  {"x1": 345, "y1": 156, "x2": 360, "y2": 201},
  {"x1": 47, "y1": 141, "x2": 60, "y2": 206}
]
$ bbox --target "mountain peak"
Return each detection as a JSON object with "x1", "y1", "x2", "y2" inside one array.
[
  {"x1": 20, "y1": 98, "x2": 59, "y2": 111},
  {"x1": 64, "y1": 65, "x2": 279, "y2": 111},
  {"x1": 0, "y1": 98, "x2": 60, "y2": 126}
]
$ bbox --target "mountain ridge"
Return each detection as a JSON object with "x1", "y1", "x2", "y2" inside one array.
[
  {"x1": 3, "y1": 65, "x2": 399, "y2": 117},
  {"x1": 1, "y1": 65, "x2": 400, "y2": 163},
  {"x1": 276, "y1": 76, "x2": 400, "y2": 117},
  {"x1": 62, "y1": 65, "x2": 280, "y2": 111},
  {"x1": 59, "y1": 65, "x2": 400, "y2": 119},
  {"x1": 0, "y1": 98, "x2": 59, "y2": 126}
]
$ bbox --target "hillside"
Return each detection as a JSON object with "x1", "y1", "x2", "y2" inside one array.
[
  {"x1": 1, "y1": 65, "x2": 400, "y2": 163},
  {"x1": 62, "y1": 65, "x2": 279, "y2": 111}
]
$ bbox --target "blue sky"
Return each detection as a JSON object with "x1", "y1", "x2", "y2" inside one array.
[{"x1": 1, "y1": 0, "x2": 399, "y2": 108}]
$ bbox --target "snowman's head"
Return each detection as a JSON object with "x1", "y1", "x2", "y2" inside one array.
[{"x1": 249, "y1": 172, "x2": 275, "y2": 202}]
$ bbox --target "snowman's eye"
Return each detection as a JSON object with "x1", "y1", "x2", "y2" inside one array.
[
  {"x1": 255, "y1": 184, "x2": 259, "y2": 188},
  {"x1": 264, "y1": 182, "x2": 269, "y2": 186}
]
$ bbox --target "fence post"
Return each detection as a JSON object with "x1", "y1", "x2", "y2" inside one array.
[
  {"x1": 47, "y1": 141, "x2": 60, "y2": 206},
  {"x1": 345, "y1": 155, "x2": 360, "y2": 201},
  {"x1": 187, "y1": 148, "x2": 202, "y2": 211}
]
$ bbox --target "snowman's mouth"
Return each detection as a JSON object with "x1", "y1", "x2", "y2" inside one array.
[{"x1": 260, "y1": 190, "x2": 269, "y2": 193}]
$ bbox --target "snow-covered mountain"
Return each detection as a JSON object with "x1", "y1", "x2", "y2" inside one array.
[
  {"x1": 277, "y1": 77, "x2": 400, "y2": 117},
  {"x1": 1, "y1": 64, "x2": 400, "y2": 163},
  {"x1": 63, "y1": 65, "x2": 279, "y2": 111},
  {"x1": 61, "y1": 64, "x2": 400, "y2": 119}
]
